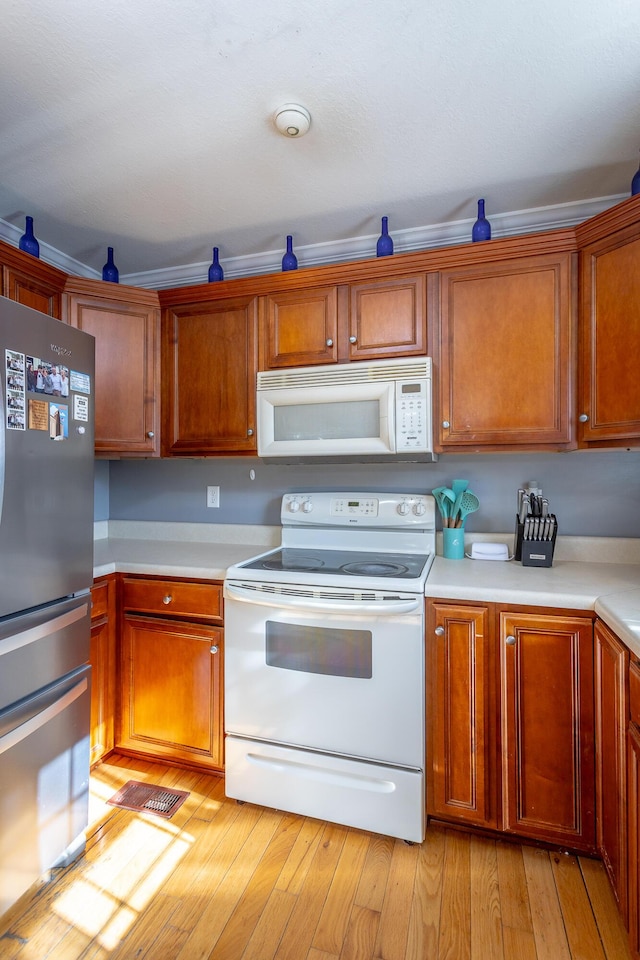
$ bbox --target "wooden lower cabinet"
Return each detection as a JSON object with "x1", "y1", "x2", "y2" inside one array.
[
  {"x1": 427, "y1": 599, "x2": 595, "y2": 851},
  {"x1": 117, "y1": 577, "x2": 224, "y2": 771},
  {"x1": 426, "y1": 601, "x2": 497, "y2": 828},
  {"x1": 595, "y1": 619, "x2": 629, "y2": 918},
  {"x1": 629, "y1": 722, "x2": 640, "y2": 958},
  {"x1": 90, "y1": 576, "x2": 117, "y2": 767}
]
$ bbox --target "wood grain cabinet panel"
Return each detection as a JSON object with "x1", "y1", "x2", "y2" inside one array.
[
  {"x1": 426, "y1": 601, "x2": 496, "y2": 829},
  {"x1": 119, "y1": 613, "x2": 224, "y2": 771},
  {"x1": 595, "y1": 619, "x2": 629, "y2": 919},
  {"x1": 260, "y1": 275, "x2": 426, "y2": 367},
  {"x1": 628, "y1": 719, "x2": 640, "y2": 959},
  {"x1": 162, "y1": 294, "x2": 258, "y2": 455},
  {"x1": 438, "y1": 253, "x2": 575, "y2": 450},
  {"x1": 578, "y1": 222, "x2": 640, "y2": 446},
  {"x1": 427, "y1": 600, "x2": 595, "y2": 852},
  {"x1": 90, "y1": 576, "x2": 116, "y2": 767},
  {"x1": 65, "y1": 280, "x2": 161, "y2": 457},
  {"x1": 261, "y1": 285, "x2": 339, "y2": 367},
  {"x1": 500, "y1": 611, "x2": 595, "y2": 850}
]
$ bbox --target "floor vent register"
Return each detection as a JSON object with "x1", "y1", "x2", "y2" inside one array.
[{"x1": 107, "y1": 780, "x2": 189, "y2": 819}]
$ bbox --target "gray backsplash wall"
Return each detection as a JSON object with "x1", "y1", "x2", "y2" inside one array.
[{"x1": 104, "y1": 450, "x2": 640, "y2": 537}]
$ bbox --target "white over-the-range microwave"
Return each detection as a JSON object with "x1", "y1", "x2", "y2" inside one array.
[{"x1": 256, "y1": 356, "x2": 437, "y2": 462}]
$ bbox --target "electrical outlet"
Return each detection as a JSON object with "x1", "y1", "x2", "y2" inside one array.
[{"x1": 206, "y1": 485, "x2": 220, "y2": 508}]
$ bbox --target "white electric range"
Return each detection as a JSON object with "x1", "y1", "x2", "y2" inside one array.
[{"x1": 223, "y1": 491, "x2": 435, "y2": 842}]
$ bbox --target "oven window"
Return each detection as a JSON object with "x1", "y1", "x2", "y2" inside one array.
[
  {"x1": 274, "y1": 400, "x2": 380, "y2": 441},
  {"x1": 265, "y1": 621, "x2": 372, "y2": 678}
]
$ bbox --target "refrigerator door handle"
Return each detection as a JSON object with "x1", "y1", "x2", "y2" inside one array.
[
  {"x1": 0, "y1": 673, "x2": 89, "y2": 756},
  {"x1": 0, "y1": 596, "x2": 89, "y2": 656}
]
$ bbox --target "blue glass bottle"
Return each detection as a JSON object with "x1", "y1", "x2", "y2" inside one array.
[
  {"x1": 472, "y1": 199, "x2": 491, "y2": 242},
  {"x1": 19, "y1": 216, "x2": 40, "y2": 257},
  {"x1": 632, "y1": 154, "x2": 640, "y2": 196},
  {"x1": 282, "y1": 235, "x2": 298, "y2": 271},
  {"x1": 102, "y1": 246, "x2": 119, "y2": 283},
  {"x1": 208, "y1": 246, "x2": 224, "y2": 282},
  {"x1": 376, "y1": 216, "x2": 394, "y2": 257}
]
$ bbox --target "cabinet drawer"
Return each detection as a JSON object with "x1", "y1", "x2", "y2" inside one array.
[
  {"x1": 122, "y1": 578, "x2": 223, "y2": 620},
  {"x1": 630, "y1": 658, "x2": 640, "y2": 727},
  {"x1": 91, "y1": 581, "x2": 109, "y2": 621}
]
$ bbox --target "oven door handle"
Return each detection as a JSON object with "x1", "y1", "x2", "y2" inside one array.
[{"x1": 224, "y1": 583, "x2": 421, "y2": 615}]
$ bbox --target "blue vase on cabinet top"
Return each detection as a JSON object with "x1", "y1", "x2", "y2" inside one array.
[
  {"x1": 632, "y1": 154, "x2": 640, "y2": 196},
  {"x1": 282, "y1": 235, "x2": 298, "y2": 271},
  {"x1": 19, "y1": 216, "x2": 40, "y2": 258},
  {"x1": 102, "y1": 247, "x2": 119, "y2": 283},
  {"x1": 376, "y1": 216, "x2": 394, "y2": 257},
  {"x1": 208, "y1": 246, "x2": 224, "y2": 282},
  {"x1": 472, "y1": 199, "x2": 491, "y2": 242}
]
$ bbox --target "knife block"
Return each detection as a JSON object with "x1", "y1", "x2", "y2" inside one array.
[{"x1": 514, "y1": 515, "x2": 558, "y2": 567}]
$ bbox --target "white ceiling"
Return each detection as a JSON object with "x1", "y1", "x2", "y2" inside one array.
[{"x1": 1, "y1": 0, "x2": 639, "y2": 284}]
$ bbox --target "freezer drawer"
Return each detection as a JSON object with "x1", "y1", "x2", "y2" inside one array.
[
  {"x1": 225, "y1": 735, "x2": 425, "y2": 843},
  {"x1": 0, "y1": 594, "x2": 90, "y2": 712},
  {"x1": 0, "y1": 665, "x2": 91, "y2": 917}
]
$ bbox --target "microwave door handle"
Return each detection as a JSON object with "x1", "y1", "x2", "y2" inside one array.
[{"x1": 224, "y1": 583, "x2": 421, "y2": 615}]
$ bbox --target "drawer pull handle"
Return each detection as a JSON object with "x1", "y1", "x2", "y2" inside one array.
[
  {"x1": 326, "y1": 338, "x2": 333, "y2": 347},
  {"x1": 162, "y1": 595, "x2": 173, "y2": 605},
  {"x1": 435, "y1": 626, "x2": 445, "y2": 636},
  {"x1": 210, "y1": 644, "x2": 219, "y2": 655},
  {"x1": 505, "y1": 634, "x2": 517, "y2": 645},
  {"x1": 349, "y1": 335, "x2": 357, "y2": 344}
]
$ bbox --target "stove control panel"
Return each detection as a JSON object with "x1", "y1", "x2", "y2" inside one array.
[{"x1": 281, "y1": 492, "x2": 435, "y2": 527}]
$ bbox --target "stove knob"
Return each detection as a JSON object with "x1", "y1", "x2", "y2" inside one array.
[
  {"x1": 397, "y1": 502, "x2": 410, "y2": 516},
  {"x1": 302, "y1": 500, "x2": 313, "y2": 513},
  {"x1": 413, "y1": 501, "x2": 427, "y2": 516},
  {"x1": 288, "y1": 499, "x2": 301, "y2": 513}
]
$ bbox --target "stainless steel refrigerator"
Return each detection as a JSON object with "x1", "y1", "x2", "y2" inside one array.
[{"x1": 0, "y1": 296, "x2": 95, "y2": 917}]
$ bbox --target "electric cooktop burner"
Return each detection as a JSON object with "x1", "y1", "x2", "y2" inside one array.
[{"x1": 241, "y1": 548, "x2": 429, "y2": 580}]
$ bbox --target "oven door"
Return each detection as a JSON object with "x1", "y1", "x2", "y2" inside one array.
[{"x1": 223, "y1": 581, "x2": 424, "y2": 769}]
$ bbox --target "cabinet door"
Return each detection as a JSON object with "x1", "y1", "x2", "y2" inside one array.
[
  {"x1": 2, "y1": 265, "x2": 64, "y2": 319},
  {"x1": 162, "y1": 296, "x2": 258, "y2": 455},
  {"x1": 347, "y1": 276, "x2": 426, "y2": 361},
  {"x1": 438, "y1": 254, "x2": 575, "y2": 450},
  {"x1": 66, "y1": 286, "x2": 160, "y2": 456},
  {"x1": 426, "y1": 601, "x2": 497, "y2": 828},
  {"x1": 595, "y1": 619, "x2": 629, "y2": 918},
  {"x1": 261, "y1": 286, "x2": 339, "y2": 367},
  {"x1": 119, "y1": 614, "x2": 224, "y2": 770},
  {"x1": 500, "y1": 611, "x2": 595, "y2": 850},
  {"x1": 579, "y1": 226, "x2": 640, "y2": 444},
  {"x1": 629, "y1": 721, "x2": 640, "y2": 959}
]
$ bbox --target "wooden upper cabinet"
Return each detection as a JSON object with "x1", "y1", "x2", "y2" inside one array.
[
  {"x1": 0, "y1": 240, "x2": 67, "y2": 319},
  {"x1": 500, "y1": 610, "x2": 595, "y2": 851},
  {"x1": 64, "y1": 279, "x2": 161, "y2": 457},
  {"x1": 577, "y1": 196, "x2": 640, "y2": 447},
  {"x1": 260, "y1": 285, "x2": 340, "y2": 367},
  {"x1": 161, "y1": 293, "x2": 258, "y2": 455},
  {"x1": 260, "y1": 274, "x2": 426, "y2": 368},
  {"x1": 437, "y1": 251, "x2": 576, "y2": 450}
]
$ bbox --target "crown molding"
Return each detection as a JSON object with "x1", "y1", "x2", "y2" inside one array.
[{"x1": 0, "y1": 194, "x2": 625, "y2": 291}]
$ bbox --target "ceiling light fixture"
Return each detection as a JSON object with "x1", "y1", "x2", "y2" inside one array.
[{"x1": 273, "y1": 103, "x2": 311, "y2": 138}]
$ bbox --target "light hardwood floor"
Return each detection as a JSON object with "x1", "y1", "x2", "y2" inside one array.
[{"x1": 0, "y1": 754, "x2": 632, "y2": 960}]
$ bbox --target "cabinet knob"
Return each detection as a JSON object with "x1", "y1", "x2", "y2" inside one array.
[
  {"x1": 578, "y1": 414, "x2": 589, "y2": 423},
  {"x1": 505, "y1": 634, "x2": 517, "y2": 645},
  {"x1": 162, "y1": 595, "x2": 173, "y2": 605},
  {"x1": 326, "y1": 338, "x2": 333, "y2": 347},
  {"x1": 349, "y1": 335, "x2": 357, "y2": 344},
  {"x1": 247, "y1": 428, "x2": 254, "y2": 436},
  {"x1": 147, "y1": 431, "x2": 155, "y2": 438},
  {"x1": 210, "y1": 644, "x2": 219, "y2": 655},
  {"x1": 442, "y1": 420, "x2": 450, "y2": 429},
  {"x1": 435, "y1": 626, "x2": 445, "y2": 636}
]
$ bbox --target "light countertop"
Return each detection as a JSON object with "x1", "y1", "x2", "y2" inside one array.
[{"x1": 94, "y1": 521, "x2": 640, "y2": 659}]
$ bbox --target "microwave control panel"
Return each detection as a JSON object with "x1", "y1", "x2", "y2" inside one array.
[{"x1": 395, "y1": 379, "x2": 430, "y2": 451}]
